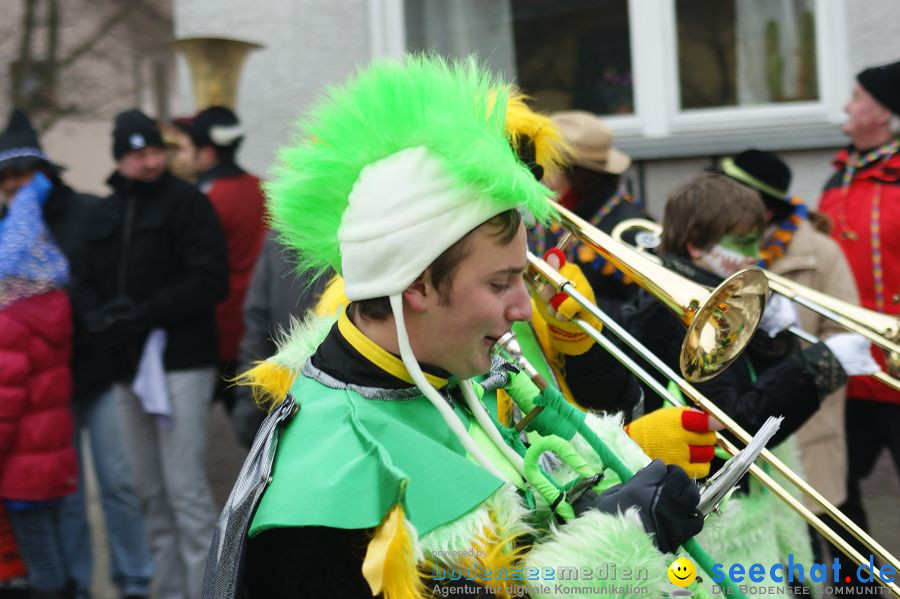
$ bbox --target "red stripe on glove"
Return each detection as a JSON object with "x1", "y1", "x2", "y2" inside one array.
[
  {"x1": 543, "y1": 247, "x2": 567, "y2": 267},
  {"x1": 549, "y1": 292, "x2": 569, "y2": 311},
  {"x1": 689, "y1": 444, "x2": 716, "y2": 464},
  {"x1": 681, "y1": 409, "x2": 711, "y2": 433}
]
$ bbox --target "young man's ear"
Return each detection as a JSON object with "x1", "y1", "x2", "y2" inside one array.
[
  {"x1": 402, "y1": 276, "x2": 430, "y2": 312},
  {"x1": 686, "y1": 242, "x2": 705, "y2": 260}
]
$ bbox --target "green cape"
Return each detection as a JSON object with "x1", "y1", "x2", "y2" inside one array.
[{"x1": 249, "y1": 373, "x2": 511, "y2": 537}]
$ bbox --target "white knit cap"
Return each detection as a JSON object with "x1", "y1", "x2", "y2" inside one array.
[
  {"x1": 339, "y1": 144, "x2": 527, "y2": 484},
  {"x1": 339, "y1": 145, "x2": 513, "y2": 300}
]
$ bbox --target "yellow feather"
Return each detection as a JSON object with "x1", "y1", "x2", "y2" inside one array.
[
  {"x1": 486, "y1": 86, "x2": 570, "y2": 178},
  {"x1": 232, "y1": 361, "x2": 296, "y2": 412},
  {"x1": 314, "y1": 274, "x2": 350, "y2": 317},
  {"x1": 504, "y1": 88, "x2": 571, "y2": 177},
  {"x1": 453, "y1": 525, "x2": 531, "y2": 599},
  {"x1": 364, "y1": 505, "x2": 425, "y2": 599}
]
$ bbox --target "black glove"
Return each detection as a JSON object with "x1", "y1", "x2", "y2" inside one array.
[
  {"x1": 573, "y1": 459, "x2": 703, "y2": 553},
  {"x1": 84, "y1": 297, "x2": 150, "y2": 337}
]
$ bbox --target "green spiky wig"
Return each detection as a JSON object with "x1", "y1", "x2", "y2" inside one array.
[{"x1": 265, "y1": 55, "x2": 555, "y2": 286}]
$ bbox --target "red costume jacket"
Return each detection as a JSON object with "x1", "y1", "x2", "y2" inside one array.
[
  {"x1": 202, "y1": 167, "x2": 267, "y2": 363},
  {"x1": 819, "y1": 147, "x2": 900, "y2": 404},
  {"x1": 0, "y1": 290, "x2": 77, "y2": 500}
]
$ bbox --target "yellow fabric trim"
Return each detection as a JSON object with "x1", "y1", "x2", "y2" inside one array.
[
  {"x1": 337, "y1": 311, "x2": 449, "y2": 389},
  {"x1": 496, "y1": 389, "x2": 513, "y2": 428}
]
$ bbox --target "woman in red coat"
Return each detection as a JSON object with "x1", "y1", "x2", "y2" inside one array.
[{"x1": 0, "y1": 168, "x2": 78, "y2": 597}]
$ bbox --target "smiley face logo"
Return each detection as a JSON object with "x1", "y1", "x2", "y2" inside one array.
[{"x1": 668, "y1": 557, "x2": 697, "y2": 587}]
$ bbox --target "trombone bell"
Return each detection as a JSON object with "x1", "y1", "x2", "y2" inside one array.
[{"x1": 683, "y1": 268, "x2": 768, "y2": 381}]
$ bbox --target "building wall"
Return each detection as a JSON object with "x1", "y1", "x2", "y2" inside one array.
[
  {"x1": 634, "y1": 0, "x2": 900, "y2": 218},
  {"x1": 846, "y1": 0, "x2": 900, "y2": 76},
  {"x1": 173, "y1": 0, "x2": 371, "y2": 179},
  {"x1": 0, "y1": 0, "x2": 174, "y2": 195},
  {"x1": 173, "y1": 0, "x2": 900, "y2": 211}
]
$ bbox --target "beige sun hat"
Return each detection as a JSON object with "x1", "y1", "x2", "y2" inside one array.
[{"x1": 550, "y1": 110, "x2": 631, "y2": 175}]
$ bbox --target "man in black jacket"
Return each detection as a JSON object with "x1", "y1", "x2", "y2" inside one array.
[{"x1": 78, "y1": 109, "x2": 228, "y2": 599}]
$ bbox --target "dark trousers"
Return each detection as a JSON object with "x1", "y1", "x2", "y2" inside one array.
[
  {"x1": 816, "y1": 398, "x2": 900, "y2": 591},
  {"x1": 841, "y1": 398, "x2": 900, "y2": 533},
  {"x1": 214, "y1": 361, "x2": 239, "y2": 413}
]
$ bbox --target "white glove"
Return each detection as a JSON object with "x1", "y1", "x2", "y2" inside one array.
[
  {"x1": 758, "y1": 293, "x2": 800, "y2": 337},
  {"x1": 824, "y1": 333, "x2": 880, "y2": 376}
]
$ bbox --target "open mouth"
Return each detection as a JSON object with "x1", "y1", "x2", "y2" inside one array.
[{"x1": 484, "y1": 334, "x2": 502, "y2": 346}]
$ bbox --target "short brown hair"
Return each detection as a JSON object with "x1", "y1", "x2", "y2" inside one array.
[
  {"x1": 351, "y1": 209, "x2": 522, "y2": 320},
  {"x1": 660, "y1": 174, "x2": 765, "y2": 257}
]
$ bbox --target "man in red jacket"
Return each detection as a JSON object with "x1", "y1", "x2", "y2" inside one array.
[
  {"x1": 175, "y1": 107, "x2": 266, "y2": 412},
  {"x1": 817, "y1": 60, "x2": 900, "y2": 552}
]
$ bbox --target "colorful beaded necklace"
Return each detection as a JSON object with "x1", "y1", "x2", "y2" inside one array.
[
  {"x1": 530, "y1": 190, "x2": 632, "y2": 282},
  {"x1": 757, "y1": 196, "x2": 808, "y2": 269},
  {"x1": 835, "y1": 139, "x2": 899, "y2": 310}
]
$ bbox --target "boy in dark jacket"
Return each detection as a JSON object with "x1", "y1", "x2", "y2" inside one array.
[{"x1": 623, "y1": 174, "x2": 876, "y2": 443}]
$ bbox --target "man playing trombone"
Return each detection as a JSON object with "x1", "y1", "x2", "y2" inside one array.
[
  {"x1": 620, "y1": 173, "x2": 879, "y2": 582},
  {"x1": 203, "y1": 56, "x2": 711, "y2": 599},
  {"x1": 624, "y1": 173, "x2": 876, "y2": 435}
]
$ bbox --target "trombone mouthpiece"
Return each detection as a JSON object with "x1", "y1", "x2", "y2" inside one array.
[
  {"x1": 491, "y1": 330, "x2": 543, "y2": 384},
  {"x1": 491, "y1": 331, "x2": 523, "y2": 363}
]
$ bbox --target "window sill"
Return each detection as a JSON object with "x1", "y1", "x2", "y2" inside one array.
[{"x1": 616, "y1": 123, "x2": 847, "y2": 161}]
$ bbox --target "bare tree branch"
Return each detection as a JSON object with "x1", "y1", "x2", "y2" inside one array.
[
  {"x1": 6, "y1": 0, "x2": 174, "y2": 130},
  {"x1": 42, "y1": 0, "x2": 60, "y2": 105},
  {"x1": 58, "y1": 3, "x2": 131, "y2": 71},
  {"x1": 13, "y1": 0, "x2": 38, "y2": 106}
]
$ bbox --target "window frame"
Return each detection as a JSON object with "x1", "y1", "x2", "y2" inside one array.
[{"x1": 368, "y1": 0, "x2": 850, "y2": 141}]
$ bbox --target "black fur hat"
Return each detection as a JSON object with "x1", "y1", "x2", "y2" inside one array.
[
  {"x1": 857, "y1": 60, "x2": 900, "y2": 116},
  {"x1": 180, "y1": 106, "x2": 243, "y2": 150}
]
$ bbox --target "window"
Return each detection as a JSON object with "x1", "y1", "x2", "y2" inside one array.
[
  {"x1": 676, "y1": 0, "x2": 818, "y2": 109},
  {"x1": 404, "y1": 0, "x2": 633, "y2": 115},
  {"x1": 373, "y1": 0, "x2": 848, "y2": 139}
]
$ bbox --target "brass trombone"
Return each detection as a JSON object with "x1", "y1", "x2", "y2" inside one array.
[
  {"x1": 549, "y1": 201, "x2": 769, "y2": 383},
  {"x1": 611, "y1": 218, "x2": 900, "y2": 392},
  {"x1": 526, "y1": 253, "x2": 900, "y2": 597},
  {"x1": 766, "y1": 269, "x2": 900, "y2": 375},
  {"x1": 173, "y1": 37, "x2": 263, "y2": 110}
]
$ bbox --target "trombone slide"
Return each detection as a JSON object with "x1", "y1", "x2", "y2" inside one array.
[{"x1": 526, "y1": 253, "x2": 900, "y2": 597}]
